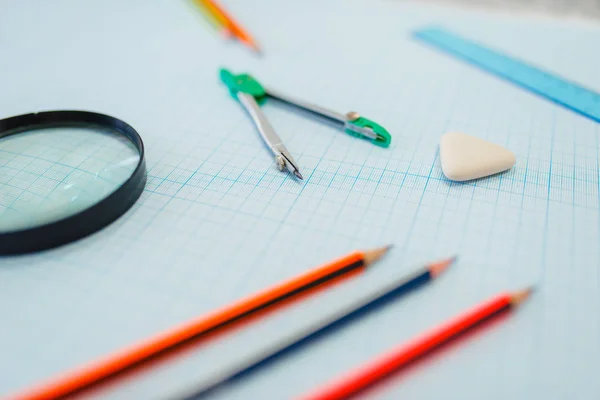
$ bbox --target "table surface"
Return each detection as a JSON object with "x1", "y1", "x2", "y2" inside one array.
[{"x1": 1, "y1": 1, "x2": 599, "y2": 399}]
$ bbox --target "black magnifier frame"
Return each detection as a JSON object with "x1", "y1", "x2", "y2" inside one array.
[{"x1": 0, "y1": 111, "x2": 147, "y2": 255}]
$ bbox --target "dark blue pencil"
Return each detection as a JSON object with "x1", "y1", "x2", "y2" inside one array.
[{"x1": 179, "y1": 256, "x2": 456, "y2": 399}]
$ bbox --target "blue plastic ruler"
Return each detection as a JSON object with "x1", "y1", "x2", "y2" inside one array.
[{"x1": 413, "y1": 27, "x2": 600, "y2": 124}]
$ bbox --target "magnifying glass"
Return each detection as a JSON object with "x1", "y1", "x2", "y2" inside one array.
[{"x1": 0, "y1": 111, "x2": 146, "y2": 255}]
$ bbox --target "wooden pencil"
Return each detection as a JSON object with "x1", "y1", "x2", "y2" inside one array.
[
  {"x1": 11, "y1": 246, "x2": 391, "y2": 400},
  {"x1": 193, "y1": 0, "x2": 231, "y2": 37},
  {"x1": 177, "y1": 256, "x2": 455, "y2": 399},
  {"x1": 203, "y1": 0, "x2": 261, "y2": 52},
  {"x1": 300, "y1": 288, "x2": 533, "y2": 400}
]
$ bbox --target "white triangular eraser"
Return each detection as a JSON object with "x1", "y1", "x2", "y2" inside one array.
[{"x1": 440, "y1": 132, "x2": 516, "y2": 182}]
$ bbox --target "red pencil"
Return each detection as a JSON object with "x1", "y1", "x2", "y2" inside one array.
[{"x1": 300, "y1": 288, "x2": 533, "y2": 400}]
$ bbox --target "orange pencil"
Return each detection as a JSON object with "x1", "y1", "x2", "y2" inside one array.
[
  {"x1": 300, "y1": 288, "x2": 533, "y2": 400},
  {"x1": 193, "y1": 0, "x2": 232, "y2": 37},
  {"x1": 204, "y1": 0, "x2": 261, "y2": 52},
  {"x1": 11, "y1": 245, "x2": 391, "y2": 400}
]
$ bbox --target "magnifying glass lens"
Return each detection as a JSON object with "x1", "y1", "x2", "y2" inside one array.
[{"x1": 0, "y1": 125, "x2": 140, "y2": 233}]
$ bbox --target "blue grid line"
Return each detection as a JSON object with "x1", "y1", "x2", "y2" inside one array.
[
  {"x1": 510, "y1": 95, "x2": 536, "y2": 286},
  {"x1": 472, "y1": 81, "x2": 505, "y2": 272},
  {"x1": 1, "y1": 1, "x2": 600, "y2": 398},
  {"x1": 143, "y1": 156, "x2": 599, "y2": 188},
  {"x1": 226, "y1": 132, "x2": 339, "y2": 297},
  {"x1": 400, "y1": 71, "x2": 461, "y2": 257},
  {"x1": 0, "y1": 146, "x2": 132, "y2": 186},
  {"x1": 0, "y1": 150, "x2": 39, "y2": 210},
  {"x1": 1, "y1": 153, "x2": 119, "y2": 210},
  {"x1": 0, "y1": 128, "x2": 138, "y2": 232},
  {"x1": 142, "y1": 167, "x2": 597, "y2": 215},
  {"x1": 540, "y1": 110, "x2": 557, "y2": 283}
]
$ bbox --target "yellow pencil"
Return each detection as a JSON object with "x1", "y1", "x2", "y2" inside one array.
[
  {"x1": 192, "y1": 0, "x2": 231, "y2": 37},
  {"x1": 202, "y1": 0, "x2": 261, "y2": 53}
]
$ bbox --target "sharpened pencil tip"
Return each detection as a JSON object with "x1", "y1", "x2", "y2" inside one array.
[
  {"x1": 510, "y1": 286, "x2": 535, "y2": 306},
  {"x1": 241, "y1": 38, "x2": 262, "y2": 55},
  {"x1": 428, "y1": 255, "x2": 457, "y2": 277},
  {"x1": 294, "y1": 170, "x2": 304, "y2": 180},
  {"x1": 252, "y1": 44, "x2": 263, "y2": 54},
  {"x1": 363, "y1": 244, "x2": 393, "y2": 267}
]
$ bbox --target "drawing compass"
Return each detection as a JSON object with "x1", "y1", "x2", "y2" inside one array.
[{"x1": 219, "y1": 68, "x2": 392, "y2": 179}]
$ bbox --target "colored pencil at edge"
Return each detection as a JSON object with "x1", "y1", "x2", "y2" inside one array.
[
  {"x1": 203, "y1": 0, "x2": 261, "y2": 53},
  {"x1": 178, "y1": 256, "x2": 456, "y2": 399},
  {"x1": 193, "y1": 0, "x2": 232, "y2": 37},
  {"x1": 11, "y1": 246, "x2": 391, "y2": 400},
  {"x1": 299, "y1": 287, "x2": 534, "y2": 400}
]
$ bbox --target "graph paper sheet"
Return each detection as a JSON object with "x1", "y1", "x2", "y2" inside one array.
[{"x1": 1, "y1": 0, "x2": 599, "y2": 399}]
